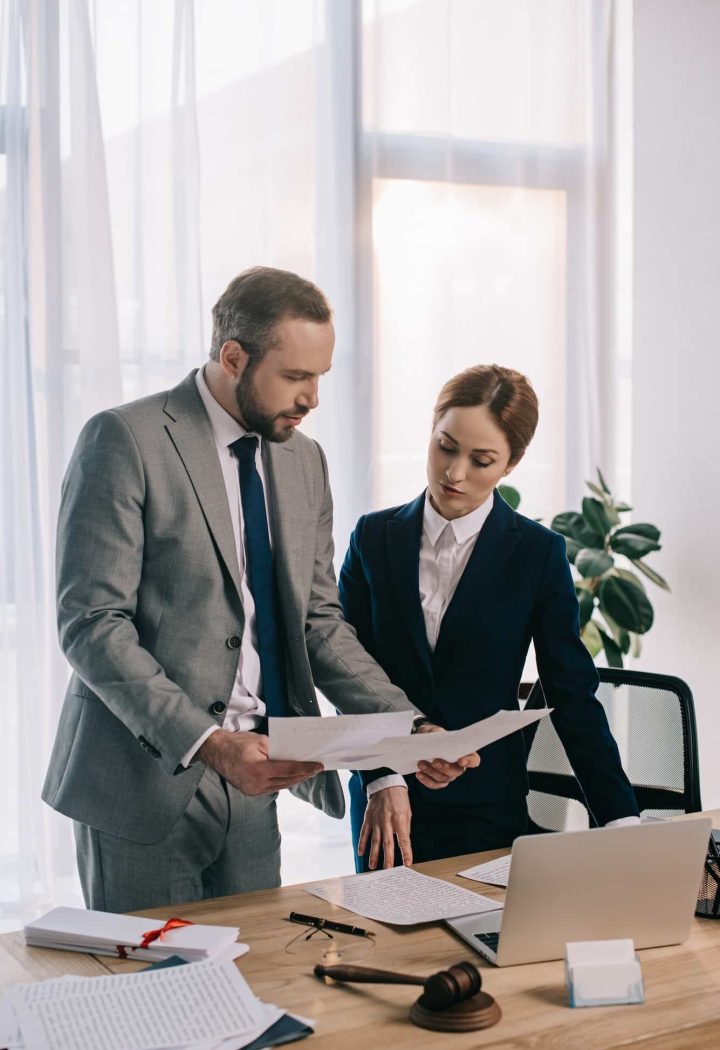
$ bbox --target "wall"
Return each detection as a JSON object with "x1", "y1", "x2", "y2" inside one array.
[{"x1": 633, "y1": 0, "x2": 720, "y2": 807}]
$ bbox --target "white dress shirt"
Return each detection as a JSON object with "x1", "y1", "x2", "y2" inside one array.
[
  {"x1": 180, "y1": 367, "x2": 270, "y2": 766},
  {"x1": 419, "y1": 491, "x2": 494, "y2": 651},
  {"x1": 367, "y1": 491, "x2": 641, "y2": 828},
  {"x1": 368, "y1": 493, "x2": 493, "y2": 796}
]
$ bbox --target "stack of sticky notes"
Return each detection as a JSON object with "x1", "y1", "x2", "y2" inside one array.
[
  {"x1": 565, "y1": 939, "x2": 645, "y2": 1007},
  {"x1": 24, "y1": 907, "x2": 246, "y2": 963}
]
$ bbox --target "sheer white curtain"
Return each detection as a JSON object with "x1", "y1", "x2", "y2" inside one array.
[
  {"x1": 0, "y1": 0, "x2": 341, "y2": 931},
  {"x1": 0, "y1": 0, "x2": 624, "y2": 928},
  {"x1": 0, "y1": 0, "x2": 115, "y2": 931}
]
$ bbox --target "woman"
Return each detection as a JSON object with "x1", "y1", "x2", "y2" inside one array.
[{"x1": 339, "y1": 365, "x2": 639, "y2": 871}]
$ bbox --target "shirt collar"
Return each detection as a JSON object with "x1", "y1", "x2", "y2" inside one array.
[
  {"x1": 423, "y1": 489, "x2": 494, "y2": 547},
  {"x1": 195, "y1": 366, "x2": 261, "y2": 451}
]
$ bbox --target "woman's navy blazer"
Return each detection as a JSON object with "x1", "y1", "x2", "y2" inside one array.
[{"x1": 338, "y1": 489, "x2": 639, "y2": 824}]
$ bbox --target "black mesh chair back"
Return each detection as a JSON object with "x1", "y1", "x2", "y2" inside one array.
[{"x1": 522, "y1": 669, "x2": 702, "y2": 833}]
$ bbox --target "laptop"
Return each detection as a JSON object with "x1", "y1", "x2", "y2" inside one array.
[{"x1": 446, "y1": 817, "x2": 711, "y2": 966}]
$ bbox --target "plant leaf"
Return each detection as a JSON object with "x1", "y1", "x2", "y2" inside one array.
[
  {"x1": 596, "y1": 467, "x2": 611, "y2": 494},
  {"x1": 564, "y1": 538, "x2": 582, "y2": 564},
  {"x1": 498, "y1": 484, "x2": 521, "y2": 511},
  {"x1": 599, "y1": 576, "x2": 654, "y2": 634},
  {"x1": 575, "y1": 548, "x2": 614, "y2": 579},
  {"x1": 610, "y1": 533, "x2": 662, "y2": 559},
  {"x1": 614, "y1": 523, "x2": 661, "y2": 541},
  {"x1": 577, "y1": 589, "x2": 595, "y2": 628},
  {"x1": 600, "y1": 611, "x2": 631, "y2": 653},
  {"x1": 630, "y1": 632, "x2": 642, "y2": 658},
  {"x1": 613, "y1": 567, "x2": 646, "y2": 593},
  {"x1": 631, "y1": 559, "x2": 671, "y2": 592},
  {"x1": 585, "y1": 481, "x2": 607, "y2": 500},
  {"x1": 582, "y1": 497, "x2": 612, "y2": 539},
  {"x1": 581, "y1": 620, "x2": 603, "y2": 658},
  {"x1": 598, "y1": 626, "x2": 624, "y2": 668},
  {"x1": 551, "y1": 511, "x2": 584, "y2": 538},
  {"x1": 551, "y1": 512, "x2": 604, "y2": 548},
  {"x1": 614, "y1": 502, "x2": 633, "y2": 512}
]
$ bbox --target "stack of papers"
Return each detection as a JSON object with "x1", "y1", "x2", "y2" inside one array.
[
  {"x1": 270, "y1": 708, "x2": 552, "y2": 773},
  {"x1": 24, "y1": 908, "x2": 246, "y2": 963},
  {"x1": 306, "y1": 865, "x2": 503, "y2": 925},
  {"x1": 0, "y1": 957, "x2": 312, "y2": 1050}
]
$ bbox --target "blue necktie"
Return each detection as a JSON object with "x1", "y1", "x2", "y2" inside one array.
[{"x1": 231, "y1": 436, "x2": 288, "y2": 718}]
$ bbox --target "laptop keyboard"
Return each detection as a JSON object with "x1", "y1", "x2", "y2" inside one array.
[{"x1": 474, "y1": 932, "x2": 500, "y2": 952}]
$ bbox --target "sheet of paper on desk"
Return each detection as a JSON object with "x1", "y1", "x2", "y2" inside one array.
[
  {"x1": 268, "y1": 710, "x2": 414, "y2": 764},
  {"x1": 458, "y1": 855, "x2": 512, "y2": 887},
  {"x1": 0, "y1": 999, "x2": 20, "y2": 1049},
  {"x1": 306, "y1": 866, "x2": 503, "y2": 925},
  {"x1": 326, "y1": 707, "x2": 554, "y2": 773},
  {"x1": 3, "y1": 957, "x2": 288, "y2": 1050}
]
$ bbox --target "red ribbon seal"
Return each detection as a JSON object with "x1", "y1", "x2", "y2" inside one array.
[{"x1": 115, "y1": 917, "x2": 193, "y2": 958}]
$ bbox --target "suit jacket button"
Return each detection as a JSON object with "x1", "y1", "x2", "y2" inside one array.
[
  {"x1": 210, "y1": 701, "x2": 227, "y2": 716},
  {"x1": 226, "y1": 635, "x2": 241, "y2": 650}
]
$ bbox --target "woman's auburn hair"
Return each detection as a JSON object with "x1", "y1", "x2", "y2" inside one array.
[{"x1": 432, "y1": 364, "x2": 539, "y2": 467}]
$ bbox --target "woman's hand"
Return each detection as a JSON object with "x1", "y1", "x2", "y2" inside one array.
[
  {"x1": 358, "y1": 786, "x2": 413, "y2": 869},
  {"x1": 414, "y1": 723, "x2": 481, "y2": 789}
]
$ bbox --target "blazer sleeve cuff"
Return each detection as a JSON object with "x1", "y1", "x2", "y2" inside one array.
[
  {"x1": 359, "y1": 767, "x2": 395, "y2": 790},
  {"x1": 366, "y1": 773, "x2": 407, "y2": 797}
]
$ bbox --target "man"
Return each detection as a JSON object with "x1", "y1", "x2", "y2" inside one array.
[{"x1": 44, "y1": 267, "x2": 478, "y2": 912}]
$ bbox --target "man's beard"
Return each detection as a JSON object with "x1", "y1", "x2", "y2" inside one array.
[{"x1": 234, "y1": 368, "x2": 305, "y2": 443}]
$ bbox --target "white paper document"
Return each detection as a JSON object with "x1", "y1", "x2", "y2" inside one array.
[
  {"x1": 270, "y1": 707, "x2": 552, "y2": 773},
  {"x1": 5, "y1": 958, "x2": 272, "y2": 1050},
  {"x1": 458, "y1": 855, "x2": 512, "y2": 887},
  {"x1": 24, "y1": 907, "x2": 242, "y2": 963},
  {"x1": 268, "y1": 710, "x2": 415, "y2": 765},
  {"x1": 0, "y1": 999, "x2": 21, "y2": 1049},
  {"x1": 306, "y1": 865, "x2": 502, "y2": 925}
]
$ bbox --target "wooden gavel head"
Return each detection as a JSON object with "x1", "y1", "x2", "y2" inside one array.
[{"x1": 420, "y1": 961, "x2": 483, "y2": 1010}]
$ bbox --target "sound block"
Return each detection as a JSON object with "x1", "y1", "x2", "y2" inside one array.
[{"x1": 410, "y1": 991, "x2": 502, "y2": 1032}]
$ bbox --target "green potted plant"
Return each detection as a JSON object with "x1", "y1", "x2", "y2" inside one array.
[{"x1": 499, "y1": 470, "x2": 669, "y2": 667}]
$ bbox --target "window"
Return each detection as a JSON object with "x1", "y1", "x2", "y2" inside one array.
[{"x1": 359, "y1": 0, "x2": 608, "y2": 521}]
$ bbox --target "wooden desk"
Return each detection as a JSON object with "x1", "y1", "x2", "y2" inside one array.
[{"x1": 2, "y1": 813, "x2": 720, "y2": 1050}]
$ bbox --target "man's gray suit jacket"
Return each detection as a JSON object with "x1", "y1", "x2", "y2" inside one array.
[{"x1": 43, "y1": 370, "x2": 411, "y2": 843}]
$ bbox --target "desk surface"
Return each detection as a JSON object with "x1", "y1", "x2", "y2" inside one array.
[{"x1": 2, "y1": 811, "x2": 720, "y2": 1050}]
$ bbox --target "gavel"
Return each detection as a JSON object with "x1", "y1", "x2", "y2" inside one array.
[
  {"x1": 313, "y1": 961, "x2": 501, "y2": 1032},
  {"x1": 314, "y1": 960, "x2": 480, "y2": 1009}
]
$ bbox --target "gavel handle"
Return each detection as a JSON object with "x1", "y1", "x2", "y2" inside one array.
[{"x1": 314, "y1": 963, "x2": 425, "y2": 987}]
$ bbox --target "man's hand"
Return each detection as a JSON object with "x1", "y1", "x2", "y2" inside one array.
[
  {"x1": 358, "y1": 786, "x2": 412, "y2": 870},
  {"x1": 198, "y1": 730, "x2": 323, "y2": 796},
  {"x1": 413, "y1": 723, "x2": 481, "y2": 789}
]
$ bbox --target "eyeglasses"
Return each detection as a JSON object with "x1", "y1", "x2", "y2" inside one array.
[{"x1": 284, "y1": 923, "x2": 376, "y2": 964}]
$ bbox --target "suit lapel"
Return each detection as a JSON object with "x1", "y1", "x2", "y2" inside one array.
[
  {"x1": 163, "y1": 372, "x2": 243, "y2": 599},
  {"x1": 433, "y1": 491, "x2": 521, "y2": 663},
  {"x1": 387, "y1": 494, "x2": 432, "y2": 674}
]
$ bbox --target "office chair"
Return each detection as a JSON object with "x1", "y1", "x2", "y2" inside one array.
[{"x1": 522, "y1": 668, "x2": 702, "y2": 833}]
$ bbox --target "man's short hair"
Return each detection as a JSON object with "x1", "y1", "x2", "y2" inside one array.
[{"x1": 209, "y1": 266, "x2": 333, "y2": 362}]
